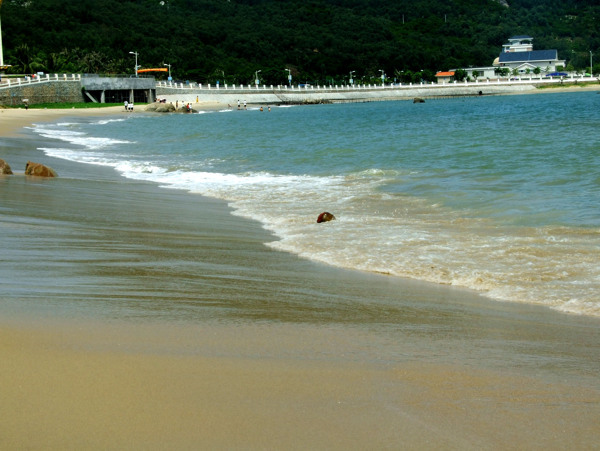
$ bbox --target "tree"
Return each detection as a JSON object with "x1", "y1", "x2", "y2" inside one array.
[
  {"x1": 494, "y1": 67, "x2": 510, "y2": 77},
  {"x1": 453, "y1": 68, "x2": 468, "y2": 82},
  {"x1": 13, "y1": 44, "x2": 45, "y2": 74},
  {"x1": 1, "y1": 0, "x2": 598, "y2": 82}
]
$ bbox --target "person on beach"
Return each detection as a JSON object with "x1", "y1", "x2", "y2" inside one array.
[
  {"x1": 124, "y1": 100, "x2": 128, "y2": 111},
  {"x1": 237, "y1": 100, "x2": 240, "y2": 110},
  {"x1": 244, "y1": 100, "x2": 247, "y2": 110}
]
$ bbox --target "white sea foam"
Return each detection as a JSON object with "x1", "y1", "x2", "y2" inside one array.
[
  {"x1": 180, "y1": 176, "x2": 600, "y2": 317},
  {"x1": 40, "y1": 147, "x2": 119, "y2": 167},
  {"x1": 92, "y1": 118, "x2": 127, "y2": 125},
  {"x1": 31, "y1": 124, "x2": 131, "y2": 150},
  {"x1": 33, "y1": 110, "x2": 600, "y2": 318},
  {"x1": 88, "y1": 156, "x2": 600, "y2": 317}
]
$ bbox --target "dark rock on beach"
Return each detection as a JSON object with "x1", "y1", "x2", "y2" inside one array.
[
  {"x1": 413, "y1": 97, "x2": 425, "y2": 103},
  {"x1": 0, "y1": 159, "x2": 13, "y2": 175},
  {"x1": 24, "y1": 161, "x2": 58, "y2": 177},
  {"x1": 317, "y1": 212, "x2": 336, "y2": 223}
]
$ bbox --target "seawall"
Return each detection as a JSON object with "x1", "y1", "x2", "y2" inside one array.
[
  {"x1": 0, "y1": 75, "x2": 154, "y2": 106},
  {"x1": 156, "y1": 83, "x2": 539, "y2": 106},
  {"x1": 0, "y1": 80, "x2": 82, "y2": 106}
]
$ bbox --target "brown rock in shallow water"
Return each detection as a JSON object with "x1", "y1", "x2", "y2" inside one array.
[
  {"x1": 24, "y1": 161, "x2": 58, "y2": 177},
  {"x1": 317, "y1": 212, "x2": 336, "y2": 223},
  {"x1": 0, "y1": 159, "x2": 13, "y2": 175},
  {"x1": 156, "y1": 103, "x2": 176, "y2": 113}
]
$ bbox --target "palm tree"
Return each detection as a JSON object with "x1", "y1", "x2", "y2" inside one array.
[{"x1": 14, "y1": 44, "x2": 45, "y2": 74}]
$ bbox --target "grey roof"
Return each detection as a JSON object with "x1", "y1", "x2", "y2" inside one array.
[
  {"x1": 509, "y1": 35, "x2": 533, "y2": 40},
  {"x1": 498, "y1": 49, "x2": 558, "y2": 63}
]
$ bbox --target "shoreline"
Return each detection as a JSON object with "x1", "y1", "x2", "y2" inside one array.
[
  {"x1": 1, "y1": 97, "x2": 600, "y2": 448},
  {"x1": 1, "y1": 82, "x2": 598, "y2": 138},
  {"x1": 0, "y1": 105, "x2": 129, "y2": 137},
  {"x1": 0, "y1": 102, "x2": 224, "y2": 138}
]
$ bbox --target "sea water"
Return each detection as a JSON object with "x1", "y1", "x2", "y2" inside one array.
[{"x1": 31, "y1": 91, "x2": 600, "y2": 317}]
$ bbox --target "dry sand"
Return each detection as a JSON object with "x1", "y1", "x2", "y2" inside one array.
[{"x1": 1, "y1": 100, "x2": 600, "y2": 449}]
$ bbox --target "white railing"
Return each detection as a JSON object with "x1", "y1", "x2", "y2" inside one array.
[
  {"x1": 155, "y1": 74, "x2": 597, "y2": 92},
  {"x1": 0, "y1": 73, "x2": 81, "y2": 89},
  {"x1": 1, "y1": 72, "x2": 595, "y2": 93}
]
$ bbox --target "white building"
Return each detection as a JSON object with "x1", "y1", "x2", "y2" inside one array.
[
  {"x1": 493, "y1": 35, "x2": 565, "y2": 74},
  {"x1": 461, "y1": 66, "x2": 497, "y2": 80}
]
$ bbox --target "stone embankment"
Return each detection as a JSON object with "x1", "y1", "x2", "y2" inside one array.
[
  {"x1": 156, "y1": 83, "x2": 539, "y2": 106},
  {"x1": 0, "y1": 80, "x2": 82, "y2": 106}
]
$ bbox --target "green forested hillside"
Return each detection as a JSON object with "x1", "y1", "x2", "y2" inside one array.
[{"x1": 1, "y1": 0, "x2": 598, "y2": 84}]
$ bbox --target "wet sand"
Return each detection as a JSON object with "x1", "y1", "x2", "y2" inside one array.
[{"x1": 1, "y1": 108, "x2": 600, "y2": 449}]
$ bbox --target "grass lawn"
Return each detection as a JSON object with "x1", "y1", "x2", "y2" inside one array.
[{"x1": 26, "y1": 103, "x2": 124, "y2": 109}]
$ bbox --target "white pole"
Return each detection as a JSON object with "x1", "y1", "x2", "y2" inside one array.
[
  {"x1": 0, "y1": 8, "x2": 4, "y2": 67},
  {"x1": 129, "y1": 51, "x2": 139, "y2": 77}
]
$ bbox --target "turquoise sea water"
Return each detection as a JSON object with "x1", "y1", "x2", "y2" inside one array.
[{"x1": 32, "y1": 91, "x2": 600, "y2": 316}]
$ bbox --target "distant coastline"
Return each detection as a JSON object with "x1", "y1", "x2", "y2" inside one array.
[{"x1": 1, "y1": 82, "x2": 598, "y2": 137}]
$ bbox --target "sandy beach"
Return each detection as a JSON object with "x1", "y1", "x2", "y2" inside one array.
[
  {"x1": 0, "y1": 105, "x2": 128, "y2": 137},
  {"x1": 0, "y1": 103, "x2": 224, "y2": 138},
  {"x1": 1, "y1": 102, "x2": 600, "y2": 449}
]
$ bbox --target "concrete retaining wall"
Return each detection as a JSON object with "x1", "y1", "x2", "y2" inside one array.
[
  {"x1": 81, "y1": 76, "x2": 155, "y2": 91},
  {"x1": 156, "y1": 83, "x2": 538, "y2": 106},
  {"x1": 0, "y1": 76, "x2": 156, "y2": 106}
]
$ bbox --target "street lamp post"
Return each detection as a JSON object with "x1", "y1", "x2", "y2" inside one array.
[
  {"x1": 255, "y1": 70, "x2": 261, "y2": 86},
  {"x1": 285, "y1": 68, "x2": 291, "y2": 86},
  {"x1": 0, "y1": 0, "x2": 8, "y2": 70},
  {"x1": 129, "y1": 51, "x2": 139, "y2": 77},
  {"x1": 590, "y1": 51, "x2": 594, "y2": 76},
  {"x1": 349, "y1": 70, "x2": 355, "y2": 85},
  {"x1": 163, "y1": 63, "x2": 171, "y2": 80},
  {"x1": 0, "y1": 2, "x2": 4, "y2": 68}
]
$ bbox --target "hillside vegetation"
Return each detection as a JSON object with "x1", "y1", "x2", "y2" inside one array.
[{"x1": 2, "y1": 0, "x2": 598, "y2": 85}]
